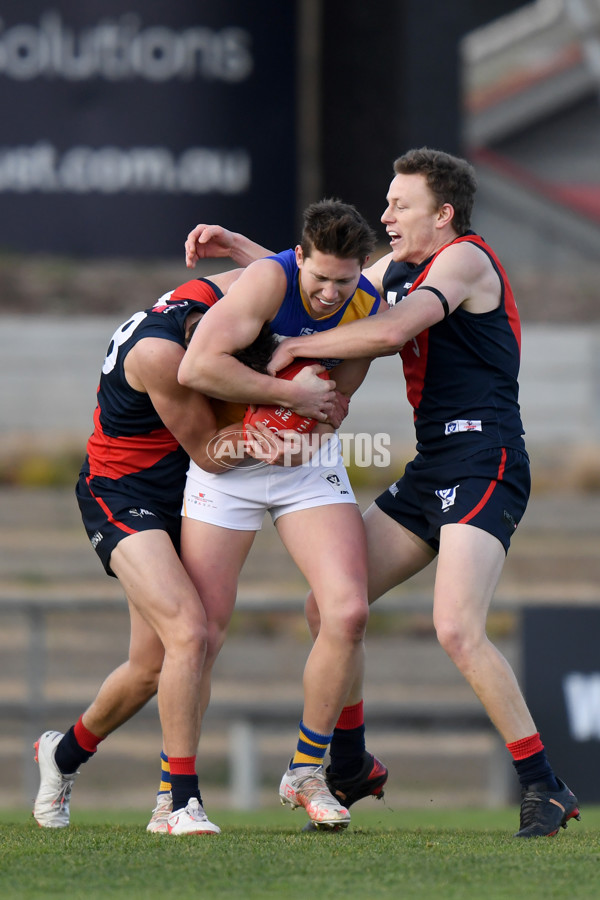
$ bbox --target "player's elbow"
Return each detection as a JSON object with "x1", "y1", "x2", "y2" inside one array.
[
  {"x1": 377, "y1": 324, "x2": 407, "y2": 355},
  {"x1": 178, "y1": 355, "x2": 210, "y2": 391}
]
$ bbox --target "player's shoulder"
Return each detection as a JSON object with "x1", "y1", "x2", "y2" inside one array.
[
  {"x1": 432, "y1": 235, "x2": 494, "y2": 278},
  {"x1": 363, "y1": 251, "x2": 394, "y2": 295}
]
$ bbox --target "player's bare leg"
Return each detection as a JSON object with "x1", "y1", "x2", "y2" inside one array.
[
  {"x1": 277, "y1": 503, "x2": 368, "y2": 736},
  {"x1": 180, "y1": 518, "x2": 257, "y2": 719},
  {"x1": 276, "y1": 503, "x2": 368, "y2": 828},
  {"x1": 110, "y1": 530, "x2": 209, "y2": 758},
  {"x1": 432, "y1": 523, "x2": 536, "y2": 741},
  {"x1": 81, "y1": 598, "x2": 164, "y2": 737},
  {"x1": 111, "y1": 528, "x2": 227, "y2": 835}
]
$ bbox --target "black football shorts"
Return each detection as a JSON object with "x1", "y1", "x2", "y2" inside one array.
[
  {"x1": 375, "y1": 446, "x2": 530, "y2": 554},
  {"x1": 76, "y1": 473, "x2": 181, "y2": 576}
]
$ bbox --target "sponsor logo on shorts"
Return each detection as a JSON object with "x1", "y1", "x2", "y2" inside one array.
[
  {"x1": 90, "y1": 530, "x2": 103, "y2": 548},
  {"x1": 444, "y1": 419, "x2": 482, "y2": 435},
  {"x1": 503, "y1": 509, "x2": 517, "y2": 531},
  {"x1": 321, "y1": 470, "x2": 349, "y2": 494},
  {"x1": 187, "y1": 492, "x2": 217, "y2": 508},
  {"x1": 128, "y1": 508, "x2": 157, "y2": 518},
  {"x1": 435, "y1": 485, "x2": 460, "y2": 512}
]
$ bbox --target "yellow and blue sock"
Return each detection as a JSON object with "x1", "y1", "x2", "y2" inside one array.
[
  {"x1": 290, "y1": 720, "x2": 333, "y2": 769},
  {"x1": 158, "y1": 750, "x2": 171, "y2": 795}
]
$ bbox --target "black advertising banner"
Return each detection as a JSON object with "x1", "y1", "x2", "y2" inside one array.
[
  {"x1": 523, "y1": 607, "x2": 600, "y2": 803},
  {"x1": 0, "y1": 2, "x2": 296, "y2": 257}
]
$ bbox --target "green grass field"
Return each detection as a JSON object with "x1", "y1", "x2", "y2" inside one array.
[{"x1": 1, "y1": 805, "x2": 598, "y2": 899}]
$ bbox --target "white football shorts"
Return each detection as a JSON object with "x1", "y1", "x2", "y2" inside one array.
[{"x1": 182, "y1": 434, "x2": 356, "y2": 530}]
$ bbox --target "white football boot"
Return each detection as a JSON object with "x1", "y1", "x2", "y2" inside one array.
[
  {"x1": 279, "y1": 763, "x2": 351, "y2": 830},
  {"x1": 146, "y1": 792, "x2": 173, "y2": 834},
  {"x1": 33, "y1": 731, "x2": 79, "y2": 828},
  {"x1": 167, "y1": 797, "x2": 221, "y2": 836}
]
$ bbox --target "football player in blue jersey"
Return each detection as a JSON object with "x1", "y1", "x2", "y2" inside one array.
[{"x1": 178, "y1": 199, "x2": 389, "y2": 831}]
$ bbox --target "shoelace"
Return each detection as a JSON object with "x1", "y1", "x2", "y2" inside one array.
[
  {"x1": 518, "y1": 791, "x2": 545, "y2": 828},
  {"x1": 53, "y1": 779, "x2": 74, "y2": 808},
  {"x1": 295, "y1": 771, "x2": 340, "y2": 804}
]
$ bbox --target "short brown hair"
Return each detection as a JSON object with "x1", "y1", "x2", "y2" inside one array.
[
  {"x1": 393, "y1": 148, "x2": 477, "y2": 235},
  {"x1": 301, "y1": 198, "x2": 376, "y2": 266}
]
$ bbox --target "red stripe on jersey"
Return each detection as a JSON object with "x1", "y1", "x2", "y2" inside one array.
[
  {"x1": 400, "y1": 330, "x2": 429, "y2": 412},
  {"x1": 170, "y1": 279, "x2": 219, "y2": 307},
  {"x1": 87, "y1": 406, "x2": 179, "y2": 479},
  {"x1": 459, "y1": 448, "x2": 507, "y2": 525}
]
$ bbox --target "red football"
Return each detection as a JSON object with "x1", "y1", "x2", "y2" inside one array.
[{"x1": 243, "y1": 359, "x2": 328, "y2": 436}]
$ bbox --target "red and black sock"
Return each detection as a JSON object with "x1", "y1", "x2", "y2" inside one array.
[
  {"x1": 169, "y1": 756, "x2": 201, "y2": 812},
  {"x1": 329, "y1": 701, "x2": 366, "y2": 779},
  {"x1": 507, "y1": 733, "x2": 559, "y2": 791},
  {"x1": 55, "y1": 716, "x2": 104, "y2": 775}
]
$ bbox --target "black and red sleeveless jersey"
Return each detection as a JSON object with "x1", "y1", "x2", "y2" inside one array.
[
  {"x1": 81, "y1": 278, "x2": 221, "y2": 498},
  {"x1": 382, "y1": 233, "x2": 526, "y2": 460}
]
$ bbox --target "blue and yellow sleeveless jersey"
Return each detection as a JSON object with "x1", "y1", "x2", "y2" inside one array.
[{"x1": 268, "y1": 248, "x2": 381, "y2": 362}]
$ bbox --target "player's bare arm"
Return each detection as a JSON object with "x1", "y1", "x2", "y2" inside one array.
[
  {"x1": 126, "y1": 338, "x2": 244, "y2": 473},
  {"x1": 185, "y1": 223, "x2": 274, "y2": 270},
  {"x1": 178, "y1": 259, "x2": 337, "y2": 420},
  {"x1": 267, "y1": 241, "x2": 501, "y2": 372},
  {"x1": 267, "y1": 294, "x2": 394, "y2": 374},
  {"x1": 423, "y1": 240, "x2": 501, "y2": 314}
]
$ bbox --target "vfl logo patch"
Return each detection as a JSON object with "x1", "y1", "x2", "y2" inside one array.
[
  {"x1": 386, "y1": 291, "x2": 398, "y2": 306},
  {"x1": 435, "y1": 485, "x2": 460, "y2": 512},
  {"x1": 321, "y1": 470, "x2": 349, "y2": 495},
  {"x1": 444, "y1": 419, "x2": 482, "y2": 435}
]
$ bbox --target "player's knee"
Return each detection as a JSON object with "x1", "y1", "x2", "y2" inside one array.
[
  {"x1": 322, "y1": 596, "x2": 368, "y2": 643},
  {"x1": 434, "y1": 618, "x2": 479, "y2": 664},
  {"x1": 136, "y1": 665, "x2": 161, "y2": 697},
  {"x1": 163, "y1": 614, "x2": 209, "y2": 661}
]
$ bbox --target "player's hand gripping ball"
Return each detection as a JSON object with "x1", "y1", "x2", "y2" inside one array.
[{"x1": 243, "y1": 360, "x2": 328, "y2": 437}]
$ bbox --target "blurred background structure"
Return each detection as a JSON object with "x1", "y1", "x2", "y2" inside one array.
[{"x1": 1, "y1": 0, "x2": 600, "y2": 814}]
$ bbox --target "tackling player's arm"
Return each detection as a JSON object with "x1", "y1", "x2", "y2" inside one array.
[
  {"x1": 178, "y1": 258, "x2": 337, "y2": 421},
  {"x1": 325, "y1": 299, "x2": 391, "y2": 402},
  {"x1": 185, "y1": 223, "x2": 274, "y2": 270},
  {"x1": 126, "y1": 337, "x2": 244, "y2": 473}
]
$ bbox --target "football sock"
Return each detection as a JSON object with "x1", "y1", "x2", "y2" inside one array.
[
  {"x1": 158, "y1": 750, "x2": 171, "y2": 795},
  {"x1": 507, "y1": 732, "x2": 560, "y2": 790},
  {"x1": 55, "y1": 717, "x2": 104, "y2": 774},
  {"x1": 290, "y1": 721, "x2": 333, "y2": 769},
  {"x1": 329, "y1": 701, "x2": 366, "y2": 779},
  {"x1": 169, "y1": 756, "x2": 201, "y2": 812}
]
